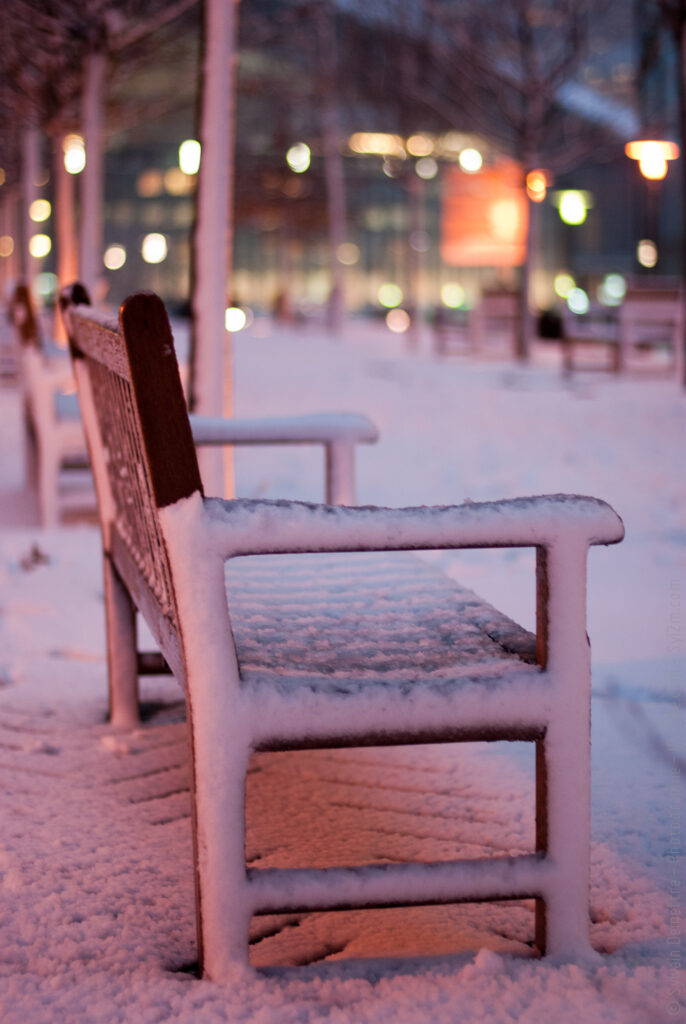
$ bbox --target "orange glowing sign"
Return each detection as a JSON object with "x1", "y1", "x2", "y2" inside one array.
[{"x1": 441, "y1": 160, "x2": 528, "y2": 267}]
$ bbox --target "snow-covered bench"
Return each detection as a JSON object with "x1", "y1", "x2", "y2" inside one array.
[
  {"x1": 618, "y1": 287, "x2": 682, "y2": 372},
  {"x1": 61, "y1": 284, "x2": 624, "y2": 981},
  {"x1": 9, "y1": 282, "x2": 89, "y2": 526}
]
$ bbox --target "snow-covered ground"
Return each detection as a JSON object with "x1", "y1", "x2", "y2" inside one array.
[{"x1": 0, "y1": 317, "x2": 684, "y2": 1022}]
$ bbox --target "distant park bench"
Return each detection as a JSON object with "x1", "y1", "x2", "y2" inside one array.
[
  {"x1": 9, "y1": 282, "x2": 89, "y2": 526},
  {"x1": 562, "y1": 289, "x2": 682, "y2": 375},
  {"x1": 8, "y1": 282, "x2": 377, "y2": 524},
  {"x1": 61, "y1": 282, "x2": 623, "y2": 981},
  {"x1": 617, "y1": 286, "x2": 682, "y2": 372}
]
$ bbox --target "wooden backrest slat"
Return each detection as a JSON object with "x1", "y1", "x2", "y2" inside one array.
[
  {"x1": 119, "y1": 293, "x2": 203, "y2": 509},
  {"x1": 69, "y1": 307, "x2": 131, "y2": 379}
]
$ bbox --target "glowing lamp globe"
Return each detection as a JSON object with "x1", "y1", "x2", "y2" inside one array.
[{"x1": 625, "y1": 140, "x2": 679, "y2": 181}]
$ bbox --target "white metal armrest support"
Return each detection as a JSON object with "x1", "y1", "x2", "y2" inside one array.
[{"x1": 189, "y1": 412, "x2": 378, "y2": 505}]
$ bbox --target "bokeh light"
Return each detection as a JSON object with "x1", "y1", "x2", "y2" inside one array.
[
  {"x1": 29, "y1": 199, "x2": 51, "y2": 222},
  {"x1": 637, "y1": 239, "x2": 658, "y2": 268},
  {"x1": 137, "y1": 169, "x2": 164, "y2": 198},
  {"x1": 225, "y1": 306, "x2": 248, "y2": 332},
  {"x1": 554, "y1": 273, "x2": 575, "y2": 299},
  {"x1": 378, "y1": 283, "x2": 403, "y2": 308},
  {"x1": 349, "y1": 133, "x2": 405, "y2": 159},
  {"x1": 625, "y1": 140, "x2": 679, "y2": 181},
  {"x1": 336, "y1": 242, "x2": 360, "y2": 265},
  {"x1": 286, "y1": 143, "x2": 311, "y2": 173},
  {"x1": 35, "y1": 272, "x2": 58, "y2": 297},
  {"x1": 597, "y1": 273, "x2": 626, "y2": 306},
  {"x1": 178, "y1": 139, "x2": 201, "y2": 175},
  {"x1": 526, "y1": 169, "x2": 547, "y2": 202},
  {"x1": 458, "y1": 148, "x2": 483, "y2": 173},
  {"x1": 406, "y1": 134, "x2": 433, "y2": 157},
  {"x1": 0, "y1": 236, "x2": 15, "y2": 258},
  {"x1": 441, "y1": 282, "x2": 465, "y2": 308},
  {"x1": 141, "y1": 233, "x2": 168, "y2": 264},
  {"x1": 415, "y1": 157, "x2": 438, "y2": 180},
  {"x1": 63, "y1": 134, "x2": 86, "y2": 174},
  {"x1": 386, "y1": 308, "x2": 410, "y2": 333},
  {"x1": 29, "y1": 234, "x2": 51, "y2": 258},
  {"x1": 558, "y1": 191, "x2": 588, "y2": 225},
  {"x1": 164, "y1": 168, "x2": 194, "y2": 195},
  {"x1": 104, "y1": 244, "x2": 127, "y2": 271},
  {"x1": 567, "y1": 287, "x2": 590, "y2": 315}
]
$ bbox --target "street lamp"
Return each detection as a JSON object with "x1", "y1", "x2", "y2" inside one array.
[
  {"x1": 625, "y1": 139, "x2": 680, "y2": 270},
  {"x1": 625, "y1": 139, "x2": 679, "y2": 181}
]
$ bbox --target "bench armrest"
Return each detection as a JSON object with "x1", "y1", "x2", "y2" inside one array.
[
  {"x1": 193, "y1": 492, "x2": 624, "y2": 557},
  {"x1": 189, "y1": 412, "x2": 378, "y2": 505},
  {"x1": 189, "y1": 412, "x2": 378, "y2": 446}
]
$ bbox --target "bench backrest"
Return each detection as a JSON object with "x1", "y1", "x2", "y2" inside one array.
[{"x1": 61, "y1": 285, "x2": 203, "y2": 682}]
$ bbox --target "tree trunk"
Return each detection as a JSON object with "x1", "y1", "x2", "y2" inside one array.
[
  {"x1": 54, "y1": 135, "x2": 79, "y2": 343},
  {"x1": 516, "y1": 189, "x2": 536, "y2": 363},
  {"x1": 406, "y1": 171, "x2": 426, "y2": 352},
  {"x1": 0, "y1": 189, "x2": 21, "y2": 295},
  {"x1": 22, "y1": 125, "x2": 40, "y2": 285},
  {"x1": 318, "y1": 1, "x2": 346, "y2": 337},
  {"x1": 679, "y1": 12, "x2": 686, "y2": 387},
  {"x1": 191, "y1": 0, "x2": 238, "y2": 496},
  {"x1": 80, "y1": 50, "x2": 106, "y2": 298}
]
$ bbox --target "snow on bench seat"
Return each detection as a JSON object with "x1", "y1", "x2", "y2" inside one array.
[{"x1": 227, "y1": 551, "x2": 536, "y2": 690}]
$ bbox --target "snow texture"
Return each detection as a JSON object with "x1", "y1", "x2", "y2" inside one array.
[{"x1": 0, "y1": 316, "x2": 684, "y2": 1022}]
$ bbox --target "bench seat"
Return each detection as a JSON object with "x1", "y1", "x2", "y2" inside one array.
[{"x1": 227, "y1": 550, "x2": 536, "y2": 692}]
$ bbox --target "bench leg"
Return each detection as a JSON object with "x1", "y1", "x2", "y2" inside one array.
[
  {"x1": 103, "y1": 554, "x2": 140, "y2": 729},
  {"x1": 535, "y1": 735, "x2": 548, "y2": 955},
  {"x1": 194, "y1": 741, "x2": 253, "y2": 980},
  {"x1": 541, "y1": 543, "x2": 595, "y2": 959},
  {"x1": 37, "y1": 446, "x2": 59, "y2": 528},
  {"x1": 325, "y1": 441, "x2": 356, "y2": 505}
]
